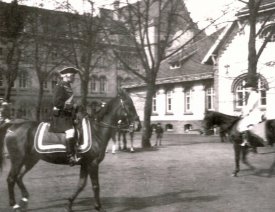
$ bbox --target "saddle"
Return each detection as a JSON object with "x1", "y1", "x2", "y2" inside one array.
[
  {"x1": 238, "y1": 121, "x2": 267, "y2": 147},
  {"x1": 34, "y1": 117, "x2": 92, "y2": 154}
]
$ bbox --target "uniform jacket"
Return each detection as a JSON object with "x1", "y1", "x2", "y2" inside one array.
[
  {"x1": 239, "y1": 90, "x2": 263, "y2": 132},
  {"x1": 50, "y1": 80, "x2": 75, "y2": 133}
]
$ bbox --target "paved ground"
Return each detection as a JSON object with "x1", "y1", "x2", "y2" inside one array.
[{"x1": 0, "y1": 134, "x2": 275, "y2": 212}]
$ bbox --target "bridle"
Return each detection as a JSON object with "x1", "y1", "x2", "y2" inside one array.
[{"x1": 95, "y1": 97, "x2": 135, "y2": 130}]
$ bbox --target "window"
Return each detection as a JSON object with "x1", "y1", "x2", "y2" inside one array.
[
  {"x1": 43, "y1": 81, "x2": 48, "y2": 89},
  {"x1": 0, "y1": 73, "x2": 3, "y2": 87},
  {"x1": 166, "y1": 90, "x2": 173, "y2": 113},
  {"x1": 152, "y1": 94, "x2": 157, "y2": 113},
  {"x1": 18, "y1": 72, "x2": 28, "y2": 88},
  {"x1": 235, "y1": 78, "x2": 267, "y2": 109},
  {"x1": 117, "y1": 76, "x2": 123, "y2": 88},
  {"x1": 206, "y1": 86, "x2": 215, "y2": 110},
  {"x1": 91, "y1": 76, "x2": 98, "y2": 92},
  {"x1": 185, "y1": 88, "x2": 192, "y2": 113},
  {"x1": 260, "y1": 24, "x2": 275, "y2": 42},
  {"x1": 169, "y1": 61, "x2": 181, "y2": 69},
  {"x1": 99, "y1": 76, "x2": 107, "y2": 93}
]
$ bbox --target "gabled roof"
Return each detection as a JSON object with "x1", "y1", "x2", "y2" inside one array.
[
  {"x1": 202, "y1": 22, "x2": 236, "y2": 65},
  {"x1": 155, "y1": 30, "x2": 222, "y2": 84},
  {"x1": 236, "y1": 0, "x2": 275, "y2": 17}
]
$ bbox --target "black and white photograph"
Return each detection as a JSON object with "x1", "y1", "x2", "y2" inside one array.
[{"x1": 0, "y1": 0, "x2": 274, "y2": 211}]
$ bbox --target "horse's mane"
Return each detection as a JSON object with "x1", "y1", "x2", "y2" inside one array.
[{"x1": 96, "y1": 96, "x2": 120, "y2": 120}]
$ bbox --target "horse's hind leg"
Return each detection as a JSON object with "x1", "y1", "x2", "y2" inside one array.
[
  {"x1": 7, "y1": 161, "x2": 24, "y2": 210},
  {"x1": 67, "y1": 164, "x2": 88, "y2": 212},
  {"x1": 241, "y1": 147, "x2": 255, "y2": 171},
  {"x1": 16, "y1": 157, "x2": 39, "y2": 211},
  {"x1": 232, "y1": 143, "x2": 241, "y2": 177}
]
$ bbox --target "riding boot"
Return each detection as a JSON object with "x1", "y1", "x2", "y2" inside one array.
[
  {"x1": 241, "y1": 131, "x2": 251, "y2": 147},
  {"x1": 66, "y1": 138, "x2": 80, "y2": 166}
]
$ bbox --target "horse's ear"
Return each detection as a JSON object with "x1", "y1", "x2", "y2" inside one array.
[{"x1": 117, "y1": 87, "x2": 127, "y2": 98}]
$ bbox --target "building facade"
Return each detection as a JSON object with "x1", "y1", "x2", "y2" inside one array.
[{"x1": 203, "y1": 0, "x2": 275, "y2": 120}]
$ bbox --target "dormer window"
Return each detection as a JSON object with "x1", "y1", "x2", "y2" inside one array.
[
  {"x1": 260, "y1": 24, "x2": 275, "y2": 42},
  {"x1": 169, "y1": 61, "x2": 181, "y2": 69}
]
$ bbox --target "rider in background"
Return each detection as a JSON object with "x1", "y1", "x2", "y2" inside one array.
[
  {"x1": 52, "y1": 67, "x2": 80, "y2": 166},
  {"x1": 239, "y1": 80, "x2": 263, "y2": 150}
]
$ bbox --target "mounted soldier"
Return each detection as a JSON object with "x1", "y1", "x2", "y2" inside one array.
[
  {"x1": 239, "y1": 79, "x2": 264, "y2": 149},
  {"x1": 50, "y1": 67, "x2": 81, "y2": 166}
]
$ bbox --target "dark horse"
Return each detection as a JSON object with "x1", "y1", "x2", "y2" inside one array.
[
  {"x1": 0, "y1": 89, "x2": 139, "y2": 212},
  {"x1": 203, "y1": 110, "x2": 275, "y2": 177}
]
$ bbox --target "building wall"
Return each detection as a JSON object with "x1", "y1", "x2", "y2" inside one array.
[
  {"x1": 215, "y1": 17, "x2": 275, "y2": 118},
  {"x1": 129, "y1": 80, "x2": 213, "y2": 134}
]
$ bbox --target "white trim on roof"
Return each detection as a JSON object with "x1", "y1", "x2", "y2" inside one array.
[{"x1": 201, "y1": 22, "x2": 236, "y2": 65}]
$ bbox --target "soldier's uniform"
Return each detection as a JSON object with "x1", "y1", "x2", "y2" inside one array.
[{"x1": 51, "y1": 67, "x2": 80, "y2": 166}]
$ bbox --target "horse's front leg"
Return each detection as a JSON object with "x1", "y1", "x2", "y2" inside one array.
[
  {"x1": 67, "y1": 164, "x2": 88, "y2": 212},
  {"x1": 232, "y1": 142, "x2": 241, "y2": 177},
  {"x1": 88, "y1": 162, "x2": 104, "y2": 211}
]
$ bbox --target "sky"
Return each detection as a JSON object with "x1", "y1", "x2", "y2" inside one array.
[{"x1": 1, "y1": 0, "x2": 244, "y2": 32}]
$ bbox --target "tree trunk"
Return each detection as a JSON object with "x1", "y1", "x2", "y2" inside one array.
[
  {"x1": 247, "y1": 0, "x2": 258, "y2": 87},
  {"x1": 80, "y1": 77, "x2": 89, "y2": 109},
  {"x1": 35, "y1": 84, "x2": 44, "y2": 122},
  {"x1": 141, "y1": 83, "x2": 156, "y2": 148}
]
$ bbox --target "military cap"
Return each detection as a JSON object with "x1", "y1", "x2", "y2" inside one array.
[{"x1": 59, "y1": 67, "x2": 79, "y2": 75}]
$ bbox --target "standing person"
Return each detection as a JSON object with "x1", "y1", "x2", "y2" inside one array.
[
  {"x1": 239, "y1": 81, "x2": 263, "y2": 149},
  {"x1": 154, "y1": 123, "x2": 164, "y2": 146},
  {"x1": 0, "y1": 98, "x2": 11, "y2": 125},
  {"x1": 51, "y1": 67, "x2": 80, "y2": 166}
]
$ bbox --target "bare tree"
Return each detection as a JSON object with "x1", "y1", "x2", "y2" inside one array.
[
  {"x1": 238, "y1": 0, "x2": 275, "y2": 86},
  {"x1": 104, "y1": 0, "x2": 225, "y2": 147},
  {"x1": 23, "y1": 8, "x2": 68, "y2": 121},
  {"x1": 56, "y1": 0, "x2": 107, "y2": 109},
  {"x1": 0, "y1": 0, "x2": 24, "y2": 101}
]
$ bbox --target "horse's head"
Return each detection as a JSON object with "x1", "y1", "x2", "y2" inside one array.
[
  {"x1": 203, "y1": 110, "x2": 217, "y2": 135},
  {"x1": 116, "y1": 88, "x2": 140, "y2": 131}
]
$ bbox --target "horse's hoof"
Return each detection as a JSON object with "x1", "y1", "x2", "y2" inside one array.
[
  {"x1": 95, "y1": 206, "x2": 106, "y2": 212},
  {"x1": 19, "y1": 199, "x2": 28, "y2": 212},
  {"x1": 231, "y1": 173, "x2": 238, "y2": 177},
  {"x1": 64, "y1": 205, "x2": 73, "y2": 212}
]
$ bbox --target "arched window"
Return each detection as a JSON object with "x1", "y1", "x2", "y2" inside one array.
[
  {"x1": 99, "y1": 76, "x2": 107, "y2": 93},
  {"x1": 184, "y1": 124, "x2": 192, "y2": 132},
  {"x1": 91, "y1": 75, "x2": 98, "y2": 92},
  {"x1": 260, "y1": 24, "x2": 275, "y2": 42},
  {"x1": 232, "y1": 74, "x2": 268, "y2": 109},
  {"x1": 18, "y1": 71, "x2": 29, "y2": 88},
  {"x1": 166, "y1": 124, "x2": 173, "y2": 131}
]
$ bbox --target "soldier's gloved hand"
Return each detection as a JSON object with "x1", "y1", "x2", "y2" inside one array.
[
  {"x1": 64, "y1": 103, "x2": 73, "y2": 110},
  {"x1": 53, "y1": 107, "x2": 60, "y2": 116}
]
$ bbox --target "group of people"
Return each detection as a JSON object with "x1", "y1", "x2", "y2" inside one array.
[{"x1": 0, "y1": 68, "x2": 264, "y2": 166}]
